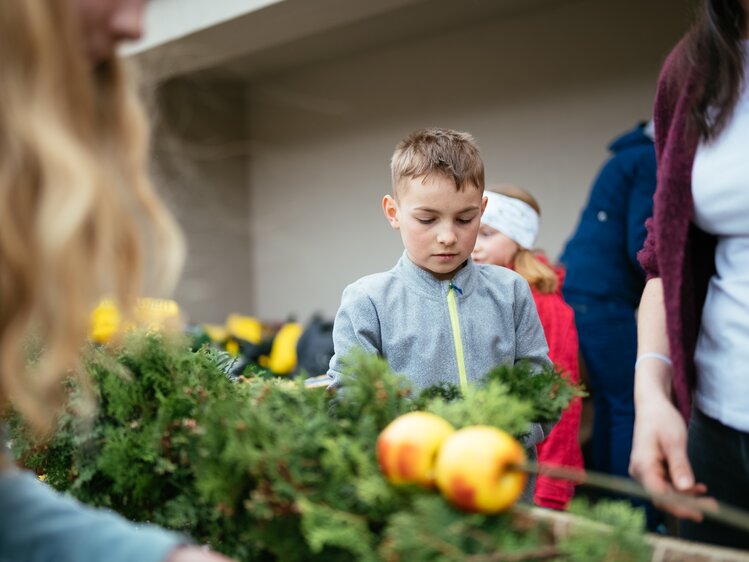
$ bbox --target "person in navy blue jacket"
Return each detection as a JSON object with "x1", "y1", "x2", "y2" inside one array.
[{"x1": 560, "y1": 121, "x2": 658, "y2": 525}]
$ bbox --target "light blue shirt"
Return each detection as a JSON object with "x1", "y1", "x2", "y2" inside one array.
[{"x1": 0, "y1": 464, "x2": 183, "y2": 562}]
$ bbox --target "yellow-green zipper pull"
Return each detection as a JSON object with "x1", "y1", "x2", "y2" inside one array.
[{"x1": 447, "y1": 282, "x2": 468, "y2": 393}]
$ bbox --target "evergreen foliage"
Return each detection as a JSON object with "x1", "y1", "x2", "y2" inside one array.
[
  {"x1": 484, "y1": 362, "x2": 586, "y2": 424},
  {"x1": 558, "y1": 499, "x2": 651, "y2": 562},
  {"x1": 381, "y1": 497, "x2": 557, "y2": 561},
  {"x1": 427, "y1": 380, "x2": 535, "y2": 437},
  {"x1": 8, "y1": 331, "x2": 646, "y2": 561}
]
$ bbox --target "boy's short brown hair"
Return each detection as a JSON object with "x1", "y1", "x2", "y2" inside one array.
[{"x1": 390, "y1": 128, "x2": 484, "y2": 196}]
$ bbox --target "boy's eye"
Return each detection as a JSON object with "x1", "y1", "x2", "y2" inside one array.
[
  {"x1": 416, "y1": 218, "x2": 435, "y2": 224},
  {"x1": 457, "y1": 217, "x2": 474, "y2": 225}
]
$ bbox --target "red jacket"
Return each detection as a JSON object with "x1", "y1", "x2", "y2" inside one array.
[{"x1": 529, "y1": 264, "x2": 584, "y2": 510}]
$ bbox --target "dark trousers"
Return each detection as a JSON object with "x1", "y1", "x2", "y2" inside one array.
[
  {"x1": 680, "y1": 408, "x2": 749, "y2": 550},
  {"x1": 563, "y1": 294, "x2": 637, "y2": 479}
]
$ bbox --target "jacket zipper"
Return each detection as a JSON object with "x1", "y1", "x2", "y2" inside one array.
[{"x1": 446, "y1": 281, "x2": 468, "y2": 393}]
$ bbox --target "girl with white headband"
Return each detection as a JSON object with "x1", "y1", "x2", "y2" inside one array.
[{"x1": 472, "y1": 185, "x2": 583, "y2": 511}]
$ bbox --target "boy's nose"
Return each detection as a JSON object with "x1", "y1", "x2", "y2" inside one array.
[{"x1": 437, "y1": 229, "x2": 457, "y2": 246}]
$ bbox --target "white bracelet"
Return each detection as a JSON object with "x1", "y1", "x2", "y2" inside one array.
[{"x1": 634, "y1": 352, "x2": 673, "y2": 370}]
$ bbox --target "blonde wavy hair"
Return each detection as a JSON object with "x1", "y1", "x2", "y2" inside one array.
[
  {"x1": 490, "y1": 185, "x2": 558, "y2": 294},
  {"x1": 0, "y1": 1, "x2": 185, "y2": 433}
]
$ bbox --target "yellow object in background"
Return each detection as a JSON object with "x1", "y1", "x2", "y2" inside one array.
[
  {"x1": 135, "y1": 298, "x2": 181, "y2": 331},
  {"x1": 225, "y1": 339, "x2": 240, "y2": 357},
  {"x1": 225, "y1": 314, "x2": 262, "y2": 345},
  {"x1": 203, "y1": 323, "x2": 228, "y2": 343},
  {"x1": 89, "y1": 298, "x2": 182, "y2": 343},
  {"x1": 267, "y1": 322, "x2": 303, "y2": 375},
  {"x1": 90, "y1": 300, "x2": 122, "y2": 344}
]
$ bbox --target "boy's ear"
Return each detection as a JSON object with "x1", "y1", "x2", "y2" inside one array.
[
  {"x1": 480, "y1": 194, "x2": 488, "y2": 216},
  {"x1": 382, "y1": 194, "x2": 400, "y2": 229}
]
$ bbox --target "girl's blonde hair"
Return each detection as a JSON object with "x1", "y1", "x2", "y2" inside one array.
[
  {"x1": 0, "y1": 1, "x2": 185, "y2": 433},
  {"x1": 490, "y1": 185, "x2": 557, "y2": 294}
]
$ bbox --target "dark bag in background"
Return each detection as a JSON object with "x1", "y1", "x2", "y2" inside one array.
[{"x1": 295, "y1": 315, "x2": 335, "y2": 378}]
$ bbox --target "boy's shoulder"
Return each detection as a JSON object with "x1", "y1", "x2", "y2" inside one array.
[
  {"x1": 342, "y1": 265, "x2": 402, "y2": 299},
  {"x1": 472, "y1": 263, "x2": 534, "y2": 304},
  {"x1": 474, "y1": 262, "x2": 528, "y2": 288}
]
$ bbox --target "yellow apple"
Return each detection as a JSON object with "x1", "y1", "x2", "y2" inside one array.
[
  {"x1": 434, "y1": 425, "x2": 527, "y2": 513},
  {"x1": 377, "y1": 412, "x2": 455, "y2": 487}
]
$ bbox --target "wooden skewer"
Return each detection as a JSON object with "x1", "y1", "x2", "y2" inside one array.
[{"x1": 511, "y1": 461, "x2": 749, "y2": 534}]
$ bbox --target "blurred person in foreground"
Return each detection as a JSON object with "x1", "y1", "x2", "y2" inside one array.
[
  {"x1": 628, "y1": 0, "x2": 749, "y2": 549},
  {"x1": 0, "y1": 1, "x2": 231, "y2": 561}
]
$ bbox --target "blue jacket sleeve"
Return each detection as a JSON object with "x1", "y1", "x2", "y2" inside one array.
[
  {"x1": 625, "y1": 147, "x2": 657, "y2": 269},
  {"x1": 0, "y1": 469, "x2": 184, "y2": 562},
  {"x1": 327, "y1": 283, "x2": 383, "y2": 384}
]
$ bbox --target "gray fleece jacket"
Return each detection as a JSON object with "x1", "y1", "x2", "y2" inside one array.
[{"x1": 328, "y1": 252, "x2": 554, "y2": 501}]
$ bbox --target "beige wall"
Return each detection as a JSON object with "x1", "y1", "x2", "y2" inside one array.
[
  {"x1": 153, "y1": 77, "x2": 253, "y2": 324},
  {"x1": 244, "y1": 0, "x2": 690, "y2": 322}
]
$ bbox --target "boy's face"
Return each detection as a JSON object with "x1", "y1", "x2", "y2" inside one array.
[
  {"x1": 383, "y1": 175, "x2": 487, "y2": 280},
  {"x1": 471, "y1": 224, "x2": 520, "y2": 267}
]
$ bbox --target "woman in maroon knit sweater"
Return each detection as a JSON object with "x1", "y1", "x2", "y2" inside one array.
[{"x1": 629, "y1": 0, "x2": 749, "y2": 549}]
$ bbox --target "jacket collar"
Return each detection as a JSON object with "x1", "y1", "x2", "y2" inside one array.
[
  {"x1": 608, "y1": 122, "x2": 654, "y2": 153},
  {"x1": 396, "y1": 251, "x2": 477, "y2": 299}
]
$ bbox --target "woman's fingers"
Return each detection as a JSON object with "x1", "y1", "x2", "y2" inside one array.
[
  {"x1": 661, "y1": 432, "x2": 694, "y2": 491},
  {"x1": 634, "y1": 444, "x2": 713, "y2": 521},
  {"x1": 655, "y1": 482, "x2": 716, "y2": 522},
  {"x1": 629, "y1": 400, "x2": 714, "y2": 521}
]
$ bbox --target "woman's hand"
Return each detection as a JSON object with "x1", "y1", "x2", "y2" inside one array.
[
  {"x1": 629, "y1": 388, "x2": 711, "y2": 520},
  {"x1": 631, "y1": 277, "x2": 714, "y2": 520},
  {"x1": 166, "y1": 546, "x2": 235, "y2": 562}
]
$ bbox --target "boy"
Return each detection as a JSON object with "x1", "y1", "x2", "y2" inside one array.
[{"x1": 327, "y1": 128, "x2": 553, "y2": 499}]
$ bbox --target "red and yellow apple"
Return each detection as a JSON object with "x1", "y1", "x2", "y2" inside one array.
[
  {"x1": 377, "y1": 412, "x2": 455, "y2": 487},
  {"x1": 434, "y1": 425, "x2": 527, "y2": 513}
]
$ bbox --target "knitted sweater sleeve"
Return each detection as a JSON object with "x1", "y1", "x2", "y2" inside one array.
[{"x1": 637, "y1": 41, "x2": 686, "y2": 280}]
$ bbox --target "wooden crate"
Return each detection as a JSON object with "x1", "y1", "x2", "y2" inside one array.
[{"x1": 528, "y1": 506, "x2": 749, "y2": 562}]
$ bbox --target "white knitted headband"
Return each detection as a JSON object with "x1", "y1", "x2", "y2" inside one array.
[{"x1": 482, "y1": 192, "x2": 540, "y2": 249}]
